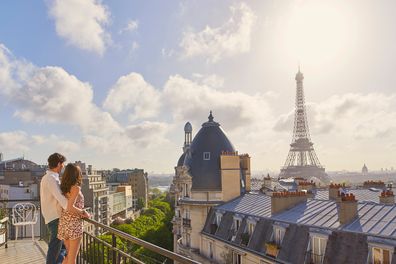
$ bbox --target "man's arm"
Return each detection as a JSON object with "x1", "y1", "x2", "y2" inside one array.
[{"x1": 47, "y1": 176, "x2": 68, "y2": 209}]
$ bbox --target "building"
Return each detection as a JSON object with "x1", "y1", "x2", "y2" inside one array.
[
  {"x1": 108, "y1": 186, "x2": 133, "y2": 219},
  {"x1": 76, "y1": 161, "x2": 110, "y2": 226},
  {"x1": 107, "y1": 169, "x2": 149, "y2": 209},
  {"x1": 0, "y1": 157, "x2": 46, "y2": 186},
  {"x1": 172, "y1": 114, "x2": 396, "y2": 264},
  {"x1": 171, "y1": 112, "x2": 251, "y2": 262}
]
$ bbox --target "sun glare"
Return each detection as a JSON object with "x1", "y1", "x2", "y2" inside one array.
[{"x1": 280, "y1": 2, "x2": 355, "y2": 66}]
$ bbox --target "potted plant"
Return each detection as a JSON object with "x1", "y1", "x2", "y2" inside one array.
[{"x1": 265, "y1": 241, "x2": 280, "y2": 257}]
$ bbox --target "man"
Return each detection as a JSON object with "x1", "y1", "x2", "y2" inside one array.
[{"x1": 40, "y1": 153, "x2": 68, "y2": 264}]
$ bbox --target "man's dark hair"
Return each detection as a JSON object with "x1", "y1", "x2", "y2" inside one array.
[{"x1": 48, "y1": 153, "x2": 66, "y2": 169}]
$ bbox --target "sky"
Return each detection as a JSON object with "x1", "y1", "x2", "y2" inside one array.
[{"x1": 1, "y1": 0, "x2": 396, "y2": 173}]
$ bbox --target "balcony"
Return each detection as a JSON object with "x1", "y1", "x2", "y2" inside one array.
[
  {"x1": 305, "y1": 250, "x2": 324, "y2": 264},
  {"x1": 0, "y1": 199, "x2": 199, "y2": 264},
  {"x1": 182, "y1": 218, "x2": 191, "y2": 228}
]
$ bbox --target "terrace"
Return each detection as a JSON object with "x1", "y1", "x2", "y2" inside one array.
[{"x1": 0, "y1": 199, "x2": 199, "y2": 264}]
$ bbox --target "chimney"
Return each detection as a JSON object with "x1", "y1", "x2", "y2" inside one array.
[
  {"x1": 329, "y1": 183, "x2": 345, "y2": 200},
  {"x1": 297, "y1": 180, "x2": 316, "y2": 192},
  {"x1": 379, "y1": 190, "x2": 395, "y2": 205},
  {"x1": 339, "y1": 193, "x2": 358, "y2": 224},
  {"x1": 263, "y1": 174, "x2": 272, "y2": 189},
  {"x1": 363, "y1": 180, "x2": 385, "y2": 189},
  {"x1": 271, "y1": 191, "x2": 307, "y2": 214}
]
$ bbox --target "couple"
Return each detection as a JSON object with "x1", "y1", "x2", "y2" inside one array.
[{"x1": 40, "y1": 153, "x2": 90, "y2": 264}]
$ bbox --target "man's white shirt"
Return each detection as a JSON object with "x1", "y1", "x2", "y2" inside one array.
[{"x1": 40, "y1": 170, "x2": 68, "y2": 224}]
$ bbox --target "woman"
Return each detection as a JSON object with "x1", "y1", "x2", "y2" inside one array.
[{"x1": 57, "y1": 163, "x2": 89, "y2": 264}]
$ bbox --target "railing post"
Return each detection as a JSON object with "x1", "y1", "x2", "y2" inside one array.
[
  {"x1": 112, "y1": 233, "x2": 116, "y2": 264},
  {"x1": 5, "y1": 218, "x2": 8, "y2": 249}
]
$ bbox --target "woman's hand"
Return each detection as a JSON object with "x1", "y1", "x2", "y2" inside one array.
[{"x1": 81, "y1": 210, "x2": 90, "y2": 219}]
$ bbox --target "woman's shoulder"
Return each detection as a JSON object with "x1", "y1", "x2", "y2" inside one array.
[{"x1": 70, "y1": 185, "x2": 81, "y2": 193}]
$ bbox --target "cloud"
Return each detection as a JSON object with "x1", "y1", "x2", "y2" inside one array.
[
  {"x1": 125, "y1": 121, "x2": 171, "y2": 148},
  {"x1": 103, "y1": 73, "x2": 161, "y2": 120},
  {"x1": 179, "y1": 2, "x2": 256, "y2": 63},
  {"x1": 273, "y1": 93, "x2": 396, "y2": 139},
  {"x1": 0, "y1": 131, "x2": 31, "y2": 153},
  {"x1": 0, "y1": 45, "x2": 121, "y2": 136},
  {"x1": 119, "y1": 20, "x2": 139, "y2": 34},
  {"x1": 48, "y1": 0, "x2": 110, "y2": 55},
  {"x1": 162, "y1": 74, "x2": 272, "y2": 131}
]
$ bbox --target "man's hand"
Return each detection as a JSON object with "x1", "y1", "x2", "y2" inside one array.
[{"x1": 81, "y1": 210, "x2": 90, "y2": 219}]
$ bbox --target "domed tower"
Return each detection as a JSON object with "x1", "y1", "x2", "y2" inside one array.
[{"x1": 172, "y1": 112, "x2": 251, "y2": 260}]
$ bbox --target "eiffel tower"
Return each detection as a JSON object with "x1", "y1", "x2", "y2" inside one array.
[{"x1": 279, "y1": 68, "x2": 330, "y2": 183}]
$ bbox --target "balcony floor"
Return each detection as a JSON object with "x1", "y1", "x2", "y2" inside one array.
[{"x1": 0, "y1": 239, "x2": 47, "y2": 264}]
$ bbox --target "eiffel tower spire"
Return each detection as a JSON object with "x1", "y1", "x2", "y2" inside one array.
[{"x1": 279, "y1": 69, "x2": 330, "y2": 183}]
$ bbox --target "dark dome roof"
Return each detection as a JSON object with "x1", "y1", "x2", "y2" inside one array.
[
  {"x1": 177, "y1": 152, "x2": 186, "y2": 167},
  {"x1": 184, "y1": 113, "x2": 235, "y2": 191}
]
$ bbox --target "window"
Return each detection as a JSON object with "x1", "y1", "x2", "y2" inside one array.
[
  {"x1": 371, "y1": 246, "x2": 392, "y2": 264},
  {"x1": 184, "y1": 183, "x2": 189, "y2": 197},
  {"x1": 248, "y1": 222, "x2": 255, "y2": 236},
  {"x1": 186, "y1": 233, "x2": 191, "y2": 247},
  {"x1": 274, "y1": 226, "x2": 285, "y2": 245},
  {"x1": 232, "y1": 252, "x2": 242, "y2": 264},
  {"x1": 203, "y1": 152, "x2": 210, "y2": 160},
  {"x1": 310, "y1": 236, "x2": 327, "y2": 264},
  {"x1": 216, "y1": 213, "x2": 222, "y2": 226},
  {"x1": 208, "y1": 241, "x2": 213, "y2": 259},
  {"x1": 233, "y1": 218, "x2": 241, "y2": 232}
]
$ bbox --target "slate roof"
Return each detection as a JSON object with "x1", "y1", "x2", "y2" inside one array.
[
  {"x1": 203, "y1": 193, "x2": 396, "y2": 264},
  {"x1": 314, "y1": 188, "x2": 396, "y2": 203},
  {"x1": 216, "y1": 193, "x2": 396, "y2": 239},
  {"x1": 184, "y1": 113, "x2": 235, "y2": 191}
]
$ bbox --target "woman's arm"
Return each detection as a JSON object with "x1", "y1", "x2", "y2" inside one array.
[{"x1": 66, "y1": 185, "x2": 84, "y2": 216}]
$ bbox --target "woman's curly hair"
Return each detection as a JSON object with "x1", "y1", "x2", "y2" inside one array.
[{"x1": 60, "y1": 163, "x2": 82, "y2": 195}]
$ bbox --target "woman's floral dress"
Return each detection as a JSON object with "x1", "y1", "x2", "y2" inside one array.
[{"x1": 57, "y1": 190, "x2": 84, "y2": 240}]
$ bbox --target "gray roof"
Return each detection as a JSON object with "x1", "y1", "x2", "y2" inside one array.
[
  {"x1": 184, "y1": 113, "x2": 235, "y2": 191},
  {"x1": 314, "y1": 188, "x2": 391, "y2": 203},
  {"x1": 217, "y1": 193, "x2": 396, "y2": 238}
]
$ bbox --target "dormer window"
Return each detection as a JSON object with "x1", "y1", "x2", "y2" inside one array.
[
  {"x1": 233, "y1": 217, "x2": 241, "y2": 232},
  {"x1": 203, "y1": 152, "x2": 210, "y2": 160},
  {"x1": 368, "y1": 242, "x2": 394, "y2": 264},
  {"x1": 273, "y1": 226, "x2": 285, "y2": 245},
  {"x1": 372, "y1": 247, "x2": 391, "y2": 264},
  {"x1": 308, "y1": 233, "x2": 328, "y2": 264},
  {"x1": 216, "y1": 213, "x2": 222, "y2": 226}
]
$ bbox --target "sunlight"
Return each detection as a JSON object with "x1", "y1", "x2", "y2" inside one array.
[{"x1": 280, "y1": 2, "x2": 356, "y2": 65}]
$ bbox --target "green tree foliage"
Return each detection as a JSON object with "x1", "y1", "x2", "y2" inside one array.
[{"x1": 111, "y1": 193, "x2": 174, "y2": 263}]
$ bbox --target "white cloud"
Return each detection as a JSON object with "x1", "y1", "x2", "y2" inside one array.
[
  {"x1": 48, "y1": 0, "x2": 110, "y2": 55},
  {"x1": 0, "y1": 131, "x2": 31, "y2": 153},
  {"x1": 162, "y1": 74, "x2": 272, "y2": 131},
  {"x1": 125, "y1": 121, "x2": 171, "y2": 148},
  {"x1": 103, "y1": 72, "x2": 161, "y2": 120},
  {"x1": 180, "y1": 2, "x2": 256, "y2": 63},
  {"x1": 192, "y1": 73, "x2": 225, "y2": 89},
  {"x1": 119, "y1": 20, "x2": 139, "y2": 34}
]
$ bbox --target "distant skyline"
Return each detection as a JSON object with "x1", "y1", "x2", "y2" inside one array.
[{"x1": 1, "y1": 0, "x2": 396, "y2": 173}]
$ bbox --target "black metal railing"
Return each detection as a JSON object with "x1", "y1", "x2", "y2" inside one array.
[
  {"x1": 78, "y1": 218, "x2": 200, "y2": 264},
  {"x1": 182, "y1": 218, "x2": 191, "y2": 228},
  {"x1": 0, "y1": 199, "x2": 48, "y2": 242},
  {"x1": 305, "y1": 250, "x2": 324, "y2": 264}
]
